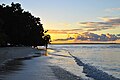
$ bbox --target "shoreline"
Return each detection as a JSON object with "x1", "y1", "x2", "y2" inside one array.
[
  {"x1": 51, "y1": 43, "x2": 120, "y2": 45},
  {"x1": 0, "y1": 47, "x2": 45, "y2": 66},
  {"x1": 0, "y1": 47, "x2": 87, "y2": 80},
  {"x1": 0, "y1": 46, "x2": 119, "y2": 80}
]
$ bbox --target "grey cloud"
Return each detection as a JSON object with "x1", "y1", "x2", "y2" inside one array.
[
  {"x1": 76, "y1": 32, "x2": 119, "y2": 41},
  {"x1": 54, "y1": 32, "x2": 120, "y2": 41},
  {"x1": 78, "y1": 17, "x2": 120, "y2": 31}
]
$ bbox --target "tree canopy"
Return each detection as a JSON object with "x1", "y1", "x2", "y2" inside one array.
[{"x1": 0, "y1": 2, "x2": 47, "y2": 46}]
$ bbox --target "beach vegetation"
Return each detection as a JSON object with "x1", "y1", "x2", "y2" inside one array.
[{"x1": 0, "y1": 2, "x2": 50, "y2": 47}]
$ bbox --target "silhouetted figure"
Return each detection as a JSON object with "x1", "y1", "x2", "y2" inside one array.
[{"x1": 44, "y1": 35, "x2": 51, "y2": 49}]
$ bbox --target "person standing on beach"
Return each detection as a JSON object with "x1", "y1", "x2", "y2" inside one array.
[{"x1": 44, "y1": 34, "x2": 51, "y2": 50}]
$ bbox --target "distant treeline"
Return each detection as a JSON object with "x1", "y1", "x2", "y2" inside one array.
[{"x1": 0, "y1": 2, "x2": 48, "y2": 47}]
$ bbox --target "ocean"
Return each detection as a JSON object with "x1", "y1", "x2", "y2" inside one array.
[
  {"x1": 0, "y1": 44, "x2": 120, "y2": 80},
  {"x1": 49, "y1": 44, "x2": 120, "y2": 80}
]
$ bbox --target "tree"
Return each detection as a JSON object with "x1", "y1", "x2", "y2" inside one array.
[{"x1": 0, "y1": 2, "x2": 46, "y2": 46}]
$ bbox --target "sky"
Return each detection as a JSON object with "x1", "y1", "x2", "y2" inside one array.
[{"x1": 0, "y1": 0, "x2": 120, "y2": 42}]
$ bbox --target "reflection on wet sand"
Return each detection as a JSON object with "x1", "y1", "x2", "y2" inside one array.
[
  {"x1": 44, "y1": 50, "x2": 49, "y2": 56},
  {"x1": 0, "y1": 48, "x2": 85, "y2": 80},
  {"x1": 0, "y1": 50, "x2": 59, "y2": 80}
]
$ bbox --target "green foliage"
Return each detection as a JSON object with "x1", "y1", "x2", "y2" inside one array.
[{"x1": 0, "y1": 2, "x2": 45, "y2": 46}]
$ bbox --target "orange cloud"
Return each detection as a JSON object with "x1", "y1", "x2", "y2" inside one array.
[
  {"x1": 48, "y1": 30, "x2": 67, "y2": 34},
  {"x1": 48, "y1": 29, "x2": 83, "y2": 34}
]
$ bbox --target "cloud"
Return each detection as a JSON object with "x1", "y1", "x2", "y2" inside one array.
[
  {"x1": 111, "y1": 8, "x2": 120, "y2": 11},
  {"x1": 48, "y1": 22, "x2": 71, "y2": 28},
  {"x1": 99, "y1": 17, "x2": 120, "y2": 22},
  {"x1": 47, "y1": 30, "x2": 67, "y2": 34},
  {"x1": 53, "y1": 32, "x2": 120, "y2": 42},
  {"x1": 78, "y1": 17, "x2": 120, "y2": 31},
  {"x1": 76, "y1": 32, "x2": 118, "y2": 41},
  {"x1": 48, "y1": 29, "x2": 83, "y2": 34},
  {"x1": 78, "y1": 22, "x2": 95, "y2": 27},
  {"x1": 87, "y1": 28, "x2": 101, "y2": 31},
  {"x1": 106, "y1": 8, "x2": 120, "y2": 12}
]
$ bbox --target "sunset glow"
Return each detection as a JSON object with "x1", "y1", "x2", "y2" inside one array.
[{"x1": 1, "y1": 0, "x2": 120, "y2": 43}]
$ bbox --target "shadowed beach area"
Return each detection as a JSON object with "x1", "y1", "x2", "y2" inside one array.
[{"x1": 0, "y1": 47, "x2": 86, "y2": 80}]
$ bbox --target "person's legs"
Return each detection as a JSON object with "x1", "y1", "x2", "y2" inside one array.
[{"x1": 45, "y1": 43, "x2": 48, "y2": 50}]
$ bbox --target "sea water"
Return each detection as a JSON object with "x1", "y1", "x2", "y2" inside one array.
[{"x1": 49, "y1": 44, "x2": 120, "y2": 80}]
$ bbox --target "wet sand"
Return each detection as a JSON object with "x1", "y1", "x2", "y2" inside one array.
[
  {"x1": 0, "y1": 47, "x2": 45, "y2": 65},
  {"x1": 0, "y1": 47, "x2": 84, "y2": 80}
]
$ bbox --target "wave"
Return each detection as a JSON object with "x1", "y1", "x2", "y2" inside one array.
[{"x1": 68, "y1": 52, "x2": 120, "y2": 80}]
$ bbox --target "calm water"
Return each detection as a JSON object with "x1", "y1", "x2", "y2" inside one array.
[
  {"x1": 49, "y1": 44, "x2": 120, "y2": 79},
  {"x1": 0, "y1": 44, "x2": 119, "y2": 80}
]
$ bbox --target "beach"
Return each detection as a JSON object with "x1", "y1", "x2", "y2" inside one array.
[
  {"x1": 0, "y1": 47, "x2": 42, "y2": 66},
  {"x1": 0, "y1": 46, "x2": 85, "y2": 80},
  {"x1": 0, "y1": 44, "x2": 120, "y2": 80}
]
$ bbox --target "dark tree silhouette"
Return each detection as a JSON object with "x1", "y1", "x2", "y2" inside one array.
[
  {"x1": 0, "y1": 2, "x2": 46, "y2": 46},
  {"x1": 43, "y1": 34, "x2": 51, "y2": 49}
]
